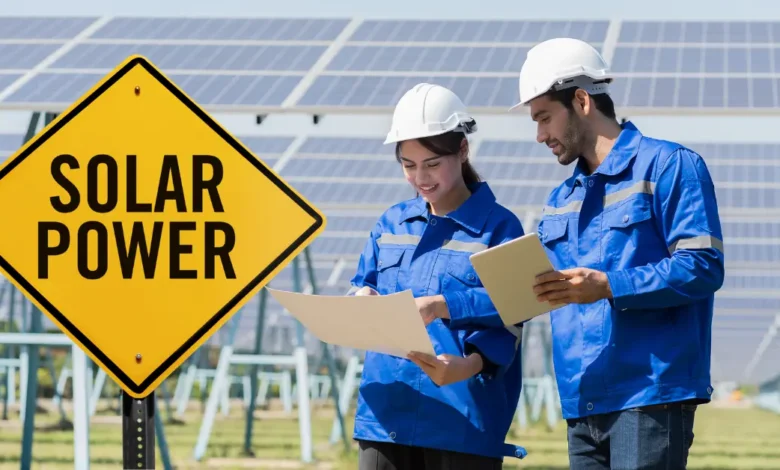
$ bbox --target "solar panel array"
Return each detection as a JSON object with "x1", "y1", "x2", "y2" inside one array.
[
  {"x1": 4, "y1": 16, "x2": 780, "y2": 113},
  {"x1": 609, "y1": 21, "x2": 780, "y2": 109},
  {"x1": 1, "y1": 124, "x2": 779, "y2": 381},
  {"x1": 0, "y1": 15, "x2": 778, "y2": 383}
]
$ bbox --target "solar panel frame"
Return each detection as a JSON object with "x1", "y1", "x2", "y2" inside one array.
[
  {"x1": 296, "y1": 75, "x2": 518, "y2": 108},
  {"x1": 347, "y1": 20, "x2": 609, "y2": 44},
  {"x1": 88, "y1": 17, "x2": 351, "y2": 41},
  {"x1": 2, "y1": 72, "x2": 304, "y2": 107},
  {"x1": 0, "y1": 44, "x2": 64, "y2": 70},
  {"x1": 618, "y1": 20, "x2": 780, "y2": 44},
  {"x1": 51, "y1": 43, "x2": 328, "y2": 72},
  {"x1": 0, "y1": 16, "x2": 98, "y2": 40},
  {"x1": 0, "y1": 134, "x2": 23, "y2": 153},
  {"x1": 326, "y1": 45, "x2": 528, "y2": 73}
]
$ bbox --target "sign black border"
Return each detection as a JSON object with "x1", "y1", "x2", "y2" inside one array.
[{"x1": 0, "y1": 56, "x2": 324, "y2": 396}]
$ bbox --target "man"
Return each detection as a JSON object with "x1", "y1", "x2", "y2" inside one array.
[{"x1": 512, "y1": 37, "x2": 725, "y2": 469}]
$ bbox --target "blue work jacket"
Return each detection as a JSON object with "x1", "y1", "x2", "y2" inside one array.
[
  {"x1": 348, "y1": 181, "x2": 528, "y2": 460},
  {"x1": 537, "y1": 121, "x2": 725, "y2": 419}
]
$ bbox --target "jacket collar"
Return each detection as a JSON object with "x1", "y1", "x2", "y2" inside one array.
[
  {"x1": 400, "y1": 181, "x2": 495, "y2": 234},
  {"x1": 566, "y1": 121, "x2": 643, "y2": 197}
]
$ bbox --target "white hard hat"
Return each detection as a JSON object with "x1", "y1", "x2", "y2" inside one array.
[
  {"x1": 510, "y1": 37, "x2": 613, "y2": 110},
  {"x1": 384, "y1": 83, "x2": 477, "y2": 145}
]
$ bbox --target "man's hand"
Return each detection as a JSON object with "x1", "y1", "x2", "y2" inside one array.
[
  {"x1": 414, "y1": 295, "x2": 449, "y2": 325},
  {"x1": 354, "y1": 286, "x2": 379, "y2": 296},
  {"x1": 407, "y1": 352, "x2": 482, "y2": 386},
  {"x1": 533, "y1": 268, "x2": 613, "y2": 306}
]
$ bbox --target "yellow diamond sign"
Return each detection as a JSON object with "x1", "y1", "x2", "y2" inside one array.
[{"x1": 0, "y1": 55, "x2": 325, "y2": 398}]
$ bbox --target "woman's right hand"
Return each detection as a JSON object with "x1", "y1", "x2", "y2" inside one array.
[{"x1": 354, "y1": 286, "x2": 379, "y2": 296}]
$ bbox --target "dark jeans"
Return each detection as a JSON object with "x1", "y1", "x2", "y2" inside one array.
[
  {"x1": 566, "y1": 402, "x2": 698, "y2": 470},
  {"x1": 357, "y1": 440, "x2": 503, "y2": 470}
]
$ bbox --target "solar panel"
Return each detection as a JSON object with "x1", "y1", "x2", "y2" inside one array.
[
  {"x1": 0, "y1": 134, "x2": 23, "y2": 154},
  {"x1": 321, "y1": 215, "x2": 379, "y2": 232},
  {"x1": 685, "y1": 142, "x2": 780, "y2": 159},
  {"x1": 297, "y1": 75, "x2": 517, "y2": 108},
  {"x1": 473, "y1": 161, "x2": 572, "y2": 181},
  {"x1": 611, "y1": 46, "x2": 780, "y2": 73},
  {"x1": 236, "y1": 136, "x2": 294, "y2": 168},
  {"x1": 292, "y1": 181, "x2": 415, "y2": 205},
  {"x1": 52, "y1": 44, "x2": 327, "y2": 72},
  {"x1": 716, "y1": 297, "x2": 780, "y2": 311},
  {"x1": 611, "y1": 23, "x2": 780, "y2": 110},
  {"x1": 608, "y1": 76, "x2": 778, "y2": 108},
  {"x1": 717, "y1": 187, "x2": 780, "y2": 209},
  {"x1": 281, "y1": 158, "x2": 399, "y2": 178},
  {"x1": 478, "y1": 140, "x2": 547, "y2": 157},
  {"x1": 0, "y1": 75, "x2": 20, "y2": 95},
  {"x1": 0, "y1": 16, "x2": 98, "y2": 40},
  {"x1": 710, "y1": 162, "x2": 780, "y2": 183},
  {"x1": 327, "y1": 45, "x2": 528, "y2": 73},
  {"x1": 297, "y1": 137, "x2": 390, "y2": 155},
  {"x1": 618, "y1": 21, "x2": 780, "y2": 44},
  {"x1": 348, "y1": 20, "x2": 609, "y2": 44},
  {"x1": 726, "y1": 243, "x2": 780, "y2": 263},
  {"x1": 268, "y1": 265, "x2": 334, "y2": 285},
  {"x1": 723, "y1": 274, "x2": 780, "y2": 290},
  {"x1": 3, "y1": 72, "x2": 302, "y2": 107},
  {"x1": 239, "y1": 136, "x2": 295, "y2": 155},
  {"x1": 722, "y1": 220, "x2": 780, "y2": 238},
  {"x1": 90, "y1": 17, "x2": 350, "y2": 41},
  {"x1": 310, "y1": 236, "x2": 368, "y2": 257},
  {"x1": 0, "y1": 44, "x2": 62, "y2": 70}
]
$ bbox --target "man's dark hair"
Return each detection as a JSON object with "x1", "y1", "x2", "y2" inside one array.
[
  {"x1": 395, "y1": 130, "x2": 481, "y2": 187},
  {"x1": 544, "y1": 83, "x2": 617, "y2": 121}
]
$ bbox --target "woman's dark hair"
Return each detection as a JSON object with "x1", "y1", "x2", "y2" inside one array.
[{"x1": 394, "y1": 130, "x2": 481, "y2": 186}]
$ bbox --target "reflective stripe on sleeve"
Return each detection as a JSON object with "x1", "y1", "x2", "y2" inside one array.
[{"x1": 669, "y1": 235, "x2": 724, "y2": 254}]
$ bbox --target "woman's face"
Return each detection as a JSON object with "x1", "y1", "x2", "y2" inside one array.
[{"x1": 398, "y1": 139, "x2": 465, "y2": 207}]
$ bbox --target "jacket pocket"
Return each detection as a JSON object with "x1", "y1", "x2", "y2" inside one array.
[
  {"x1": 538, "y1": 216, "x2": 571, "y2": 268},
  {"x1": 602, "y1": 199, "x2": 664, "y2": 267},
  {"x1": 376, "y1": 248, "x2": 405, "y2": 294},
  {"x1": 443, "y1": 254, "x2": 482, "y2": 292}
]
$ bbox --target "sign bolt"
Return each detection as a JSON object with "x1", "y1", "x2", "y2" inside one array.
[
  {"x1": 135, "y1": 353, "x2": 142, "y2": 363},
  {"x1": 134, "y1": 86, "x2": 140, "y2": 96}
]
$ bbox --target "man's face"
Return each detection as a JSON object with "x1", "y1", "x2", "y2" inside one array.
[{"x1": 529, "y1": 95, "x2": 586, "y2": 166}]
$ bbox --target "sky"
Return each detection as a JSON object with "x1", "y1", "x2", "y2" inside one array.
[
  {"x1": 3, "y1": 0, "x2": 780, "y2": 142},
  {"x1": 5, "y1": 0, "x2": 780, "y2": 21}
]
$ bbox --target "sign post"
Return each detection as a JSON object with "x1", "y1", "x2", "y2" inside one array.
[
  {"x1": 0, "y1": 55, "x2": 325, "y2": 468},
  {"x1": 123, "y1": 392, "x2": 156, "y2": 468}
]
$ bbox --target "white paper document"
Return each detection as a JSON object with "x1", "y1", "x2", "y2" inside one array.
[
  {"x1": 469, "y1": 233, "x2": 560, "y2": 325},
  {"x1": 265, "y1": 288, "x2": 436, "y2": 358}
]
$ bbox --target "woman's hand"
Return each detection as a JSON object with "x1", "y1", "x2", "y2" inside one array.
[
  {"x1": 354, "y1": 286, "x2": 379, "y2": 296},
  {"x1": 407, "y1": 351, "x2": 483, "y2": 386},
  {"x1": 414, "y1": 295, "x2": 449, "y2": 325}
]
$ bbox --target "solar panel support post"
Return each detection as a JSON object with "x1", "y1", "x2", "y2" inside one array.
[
  {"x1": 291, "y1": 256, "x2": 313, "y2": 463},
  {"x1": 20, "y1": 303, "x2": 43, "y2": 470},
  {"x1": 19, "y1": 113, "x2": 42, "y2": 470},
  {"x1": 192, "y1": 313, "x2": 243, "y2": 461},
  {"x1": 71, "y1": 344, "x2": 91, "y2": 470},
  {"x1": 122, "y1": 391, "x2": 156, "y2": 469},
  {"x1": 0, "y1": 283, "x2": 14, "y2": 421},
  {"x1": 302, "y1": 248, "x2": 349, "y2": 452},
  {"x1": 243, "y1": 287, "x2": 268, "y2": 456}
]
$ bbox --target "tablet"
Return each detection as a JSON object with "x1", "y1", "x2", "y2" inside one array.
[{"x1": 469, "y1": 232, "x2": 560, "y2": 325}]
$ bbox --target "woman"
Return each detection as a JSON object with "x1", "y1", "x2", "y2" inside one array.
[{"x1": 348, "y1": 83, "x2": 528, "y2": 470}]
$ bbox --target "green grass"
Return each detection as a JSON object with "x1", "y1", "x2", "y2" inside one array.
[{"x1": 0, "y1": 400, "x2": 778, "y2": 469}]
